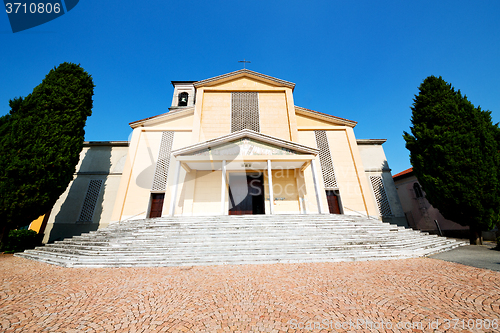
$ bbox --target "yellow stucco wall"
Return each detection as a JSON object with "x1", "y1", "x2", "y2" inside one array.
[
  {"x1": 177, "y1": 169, "x2": 197, "y2": 216},
  {"x1": 120, "y1": 130, "x2": 163, "y2": 219},
  {"x1": 344, "y1": 128, "x2": 379, "y2": 217},
  {"x1": 296, "y1": 131, "x2": 328, "y2": 213},
  {"x1": 259, "y1": 92, "x2": 291, "y2": 141},
  {"x1": 191, "y1": 170, "x2": 222, "y2": 215},
  {"x1": 296, "y1": 129, "x2": 379, "y2": 217},
  {"x1": 327, "y1": 130, "x2": 369, "y2": 215},
  {"x1": 164, "y1": 132, "x2": 191, "y2": 216},
  {"x1": 112, "y1": 129, "x2": 192, "y2": 220},
  {"x1": 195, "y1": 76, "x2": 296, "y2": 143},
  {"x1": 264, "y1": 169, "x2": 300, "y2": 214},
  {"x1": 112, "y1": 94, "x2": 196, "y2": 222},
  {"x1": 199, "y1": 92, "x2": 231, "y2": 141}
]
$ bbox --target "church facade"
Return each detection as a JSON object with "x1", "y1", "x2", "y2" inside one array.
[{"x1": 40, "y1": 70, "x2": 406, "y2": 243}]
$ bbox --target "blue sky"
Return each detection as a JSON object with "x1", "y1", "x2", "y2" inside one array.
[{"x1": 1, "y1": 0, "x2": 499, "y2": 175}]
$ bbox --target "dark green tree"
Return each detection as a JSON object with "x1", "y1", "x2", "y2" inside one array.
[
  {"x1": 0, "y1": 63, "x2": 94, "y2": 244},
  {"x1": 404, "y1": 76, "x2": 500, "y2": 244}
]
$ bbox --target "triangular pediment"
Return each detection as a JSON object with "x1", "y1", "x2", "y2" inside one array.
[
  {"x1": 194, "y1": 69, "x2": 295, "y2": 91},
  {"x1": 186, "y1": 138, "x2": 302, "y2": 157},
  {"x1": 172, "y1": 130, "x2": 318, "y2": 157}
]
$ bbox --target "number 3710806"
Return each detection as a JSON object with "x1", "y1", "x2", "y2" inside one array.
[{"x1": 5, "y1": 2, "x2": 61, "y2": 14}]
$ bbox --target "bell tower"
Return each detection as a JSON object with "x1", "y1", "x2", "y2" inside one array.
[{"x1": 169, "y1": 81, "x2": 196, "y2": 111}]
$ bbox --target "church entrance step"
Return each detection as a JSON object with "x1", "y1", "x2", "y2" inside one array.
[{"x1": 16, "y1": 215, "x2": 467, "y2": 267}]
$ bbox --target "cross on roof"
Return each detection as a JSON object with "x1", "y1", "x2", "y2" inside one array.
[{"x1": 238, "y1": 59, "x2": 251, "y2": 69}]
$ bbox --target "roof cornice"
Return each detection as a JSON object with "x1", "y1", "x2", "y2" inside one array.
[
  {"x1": 129, "y1": 107, "x2": 194, "y2": 128},
  {"x1": 295, "y1": 106, "x2": 357, "y2": 127},
  {"x1": 356, "y1": 139, "x2": 387, "y2": 145},
  {"x1": 83, "y1": 141, "x2": 129, "y2": 147},
  {"x1": 193, "y1": 69, "x2": 296, "y2": 90}
]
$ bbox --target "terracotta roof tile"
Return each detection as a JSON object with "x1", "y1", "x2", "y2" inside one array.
[{"x1": 392, "y1": 167, "x2": 413, "y2": 179}]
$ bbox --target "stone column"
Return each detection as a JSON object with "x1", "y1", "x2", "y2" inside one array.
[
  {"x1": 267, "y1": 160, "x2": 274, "y2": 215},
  {"x1": 310, "y1": 158, "x2": 325, "y2": 214},
  {"x1": 221, "y1": 160, "x2": 227, "y2": 215},
  {"x1": 169, "y1": 160, "x2": 181, "y2": 217}
]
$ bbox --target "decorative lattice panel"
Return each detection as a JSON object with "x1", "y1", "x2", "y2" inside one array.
[
  {"x1": 231, "y1": 92, "x2": 260, "y2": 132},
  {"x1": 314, "y1": 130, "x2": 338, "y2": 188},
  {"x1": 78, "y1": 179, "x2": 103, "y2": 222},
  {"x1": 370, "y1": 176, "x2": 393, "y2": 217},
  {"x1": 151, "y1": 131, "x2": 174, "y2": 191}
]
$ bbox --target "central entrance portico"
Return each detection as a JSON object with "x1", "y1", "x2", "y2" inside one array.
[{"x1": 167, "y1": 129, "x2": 325, "y2": 216}]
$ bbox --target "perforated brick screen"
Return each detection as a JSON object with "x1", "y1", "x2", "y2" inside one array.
[
  {"x1": 231, "y1": 92, "x2": 260, "y2": 132},
  {"x1": 314, "y1": 130, "x2": 338, "y2": 188},
  {"x1": 78, "y1": 179, "x2": 103, "y2": 222},
  {"x1": 151, "y1": 131, "x2": 174, "y2": 191},
  {"x1": 370, "y1": 175, "x2": 393, "y2": 217}
]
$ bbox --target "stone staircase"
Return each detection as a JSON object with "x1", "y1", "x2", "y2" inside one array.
[{"x1": 15, "y1": 215, "x2": 467, "y2": 267}]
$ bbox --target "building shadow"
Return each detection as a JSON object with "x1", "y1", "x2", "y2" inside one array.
[{"x1": 45, "y1": 144, "x2": 112, "y2": 243}]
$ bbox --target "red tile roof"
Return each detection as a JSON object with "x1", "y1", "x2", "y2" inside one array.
[{"x1": 392, "y1": 167, "x2": 413, "y2": 179}]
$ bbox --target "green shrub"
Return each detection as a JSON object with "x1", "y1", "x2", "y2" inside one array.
[{"x1": 2, "y1": 229, "x2": 39, "y2": 253}]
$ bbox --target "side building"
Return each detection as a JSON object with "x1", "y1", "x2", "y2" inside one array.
[
  {"x1": 39, "y1": 70, "x2": 406, "y2": 243},
  {"x1": 39, "y1": 142, "x2": 128, "y2": 243},
  {"x1": 393, "y1": 167, "x2": 469, "y2": 238}
]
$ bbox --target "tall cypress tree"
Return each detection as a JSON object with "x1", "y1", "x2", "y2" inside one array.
[
  {"x1": 404, "y1": 76, "x2": 500, "y2": 244},
  {"x1": 0, "y1": 63, "x2": 94, "y2": 243}
]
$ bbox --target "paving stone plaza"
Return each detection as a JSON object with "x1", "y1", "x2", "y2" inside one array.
[{"x1": 1, "y1": 255, "x2": 499, "y2": 332}]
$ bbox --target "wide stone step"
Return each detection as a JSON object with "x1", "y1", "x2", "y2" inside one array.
[
  {"x1": 79, "y1": 226, "x2": 403, "y2": 236},
  {"x1": 29, "y1": 237, "x2": 458, "y2": 258},
  {"x1": 15, "y1": 215, "x2": 467, "y2": 267},
  {"x1": 89, "y1": 223, "x2": 405, "y2": 234},
  {"x1": 18, "y1": 243, "x2": 461, "y2": 268},
  {"x1": 92, "y1": 227, "x2": 404, "y2": 237},
  {"x1": 101, "y1": 221, "x2": 413, "y2": 233},
  {"x1": 87, "y1": 235, "x2": 428, "y2": 247},
  {"x1": 55, "y1": 234, "x2": 430, "y2": 248},
  {"x1": 68, "y1": 232, "x2": 416, "y2": 244}
]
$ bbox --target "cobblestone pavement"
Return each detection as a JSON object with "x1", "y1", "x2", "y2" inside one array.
[{"x1": 1, "y1": 255, "x2": 499, "y2": 333}]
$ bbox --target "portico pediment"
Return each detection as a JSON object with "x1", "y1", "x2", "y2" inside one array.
[
  {"x1": 172, "y1": 129, "x2": 318, "y2": 158},
  {"x1": 188, "y1": 138, "x2": 300, "y2": 157}
]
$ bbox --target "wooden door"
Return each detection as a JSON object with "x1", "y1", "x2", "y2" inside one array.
[
  {"x1": 326, "y1": 190, "x2": 341, "y2": 214},
  {"x1": 149, "y1": 193, "x2": 165, "y2": 218}
]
